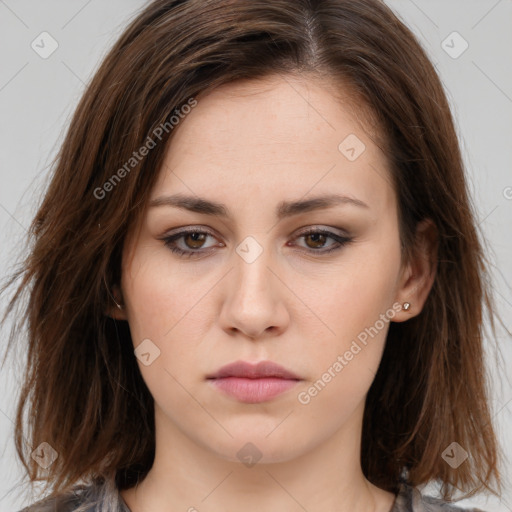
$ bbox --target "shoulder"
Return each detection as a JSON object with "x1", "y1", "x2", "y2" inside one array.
[
  {"x1": 17, "y1": 482, "x2": 129, "y2": 512},
  {"x1": 17, "y1": 487, "x2": 86, "y2": 512},
  {"x1": 392, "y1": 483, "x2": 487, "y2": 512}
]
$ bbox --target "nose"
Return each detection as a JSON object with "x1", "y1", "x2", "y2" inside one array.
[{"x1": 218, "y1": 241, "x2": 290, "y2": 340}]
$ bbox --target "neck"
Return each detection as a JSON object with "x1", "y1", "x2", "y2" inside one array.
[{"x1": 121, "y1": 401, "x2": 396, "y2": 512}]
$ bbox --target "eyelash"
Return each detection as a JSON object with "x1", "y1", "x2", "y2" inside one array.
[{"x1": 160, "y1": 227, "x2": 353, "y2": 259}]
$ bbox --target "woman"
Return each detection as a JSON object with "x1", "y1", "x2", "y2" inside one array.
[{"x1": 1, "y1": 0, "x2": 503, "y2": 510}]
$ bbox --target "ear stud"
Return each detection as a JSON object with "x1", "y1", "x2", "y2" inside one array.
[
  {"x1": 402, "y1": 302, "x2": 411, "y2": 311},
  {"x1": 109, "y1": 287, "x2": 123, "y2": 309}
]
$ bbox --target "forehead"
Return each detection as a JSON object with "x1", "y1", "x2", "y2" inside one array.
[{"x1": 152, "y1": 74, "x2": 395, "y2": 219}]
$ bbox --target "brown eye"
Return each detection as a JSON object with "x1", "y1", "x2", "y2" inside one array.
[
  {"x1": 184, "y1": 232, "x2": 207, "y2": 249},
  {"x1": 304, "y1": 233, "x2": 328, "y2": 249},
  {"x1": 292, "y1": 228, "x2": 354, "y2": 255},
  {"x1": 161, "y1": 229, "x2": 219, "y2": 258}
]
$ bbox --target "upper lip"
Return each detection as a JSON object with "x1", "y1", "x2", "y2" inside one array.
[{"x1": 207, "y1": 360, "x2": 301, "y2": 380}]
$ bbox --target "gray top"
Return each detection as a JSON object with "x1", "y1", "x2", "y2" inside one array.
[{"x1": 19, "y1": 480, "x2": 486, "y2": 512}]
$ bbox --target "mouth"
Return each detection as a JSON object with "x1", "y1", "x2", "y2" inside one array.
[{"x1": 206, "y1": 360, "x2": 302, "y2": 404}]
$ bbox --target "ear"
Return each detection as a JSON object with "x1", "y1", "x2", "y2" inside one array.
[
  {"x1": 392, "y1": 218, "x2": 438, "y2": 322},
  {"x1": 106, "y1": 284, "x2": 128, "y2": 320}
]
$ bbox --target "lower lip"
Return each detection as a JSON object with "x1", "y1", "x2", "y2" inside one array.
[{"x1": 209, "y1": 377, "x2": 300, "y2": 403}]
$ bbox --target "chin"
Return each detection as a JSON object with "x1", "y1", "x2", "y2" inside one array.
[{"x1": 202, "y1": 431, "x2": 313, "y2": 466}]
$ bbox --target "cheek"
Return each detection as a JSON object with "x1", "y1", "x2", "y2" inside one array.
[
  {"x1": 120, "y1": 251, "x2": 209, "y2": 411},
  {"x1": 121, "y1": 246, "x2": 220, "y2": 400},
  {"x1": 303, "y1": 233, "x2": 401, "y2": 343},
  {"x1": 295, "y1": 283, "x2": 395, "y2": 421},
  {"x1": 294, "y1": 230, "x2": 401, "y2": 403},
  {"x1": 122, "y1": 245, "x2": 207, "y2": 342}
]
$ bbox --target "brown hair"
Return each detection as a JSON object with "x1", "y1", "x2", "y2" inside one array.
[{"x1": 1, "y1": 0, "x2": 503, "y2": 503}]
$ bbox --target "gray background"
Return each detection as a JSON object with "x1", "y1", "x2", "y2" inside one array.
[{"x1": 0, "y1": 1, "x2": 511, "y2": 510}]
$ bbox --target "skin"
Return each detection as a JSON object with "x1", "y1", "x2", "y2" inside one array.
[{"x1": 112, "y1": 73, "x2": 437, "y2": 512}]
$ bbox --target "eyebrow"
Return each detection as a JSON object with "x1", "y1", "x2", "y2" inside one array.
[{"x1": 148, "y1": 193, "x2": 369, "y2": 220}]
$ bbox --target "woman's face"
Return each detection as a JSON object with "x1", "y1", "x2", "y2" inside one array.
[{"x1": 118, "y1": 74, "x2": 412, "y2": 464}]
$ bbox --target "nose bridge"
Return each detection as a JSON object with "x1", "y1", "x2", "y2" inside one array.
[
  {"x1": 233, "y1": 234, "x2": 274, "y2": 301},
  {"x1": 219, "y1": 233, "x2": 288, "y2": 338}
]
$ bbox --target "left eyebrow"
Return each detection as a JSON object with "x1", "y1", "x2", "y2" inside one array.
[{"x1": 148, "y1": 192, "x2": 369, "y2": 221}]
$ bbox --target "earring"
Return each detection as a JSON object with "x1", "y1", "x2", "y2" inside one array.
[
  {"x1": 402, "y1": 302, "x2": 411, "y2": 311},
  {"x1": 108, "y1": 287, "x2": 123, "y2": 309}
]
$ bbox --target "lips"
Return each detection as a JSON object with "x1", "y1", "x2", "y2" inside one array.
[
  {"x1": 207, "y1": 360, "x2": 301, "y2": 380},
  {"x1": 207, "y1": 360, "x2": 302, "y2": 403}
]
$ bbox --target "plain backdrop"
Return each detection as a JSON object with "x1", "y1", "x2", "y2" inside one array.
[{"x1": 0, "y1": 1, "x2": 511, "y2": 511}]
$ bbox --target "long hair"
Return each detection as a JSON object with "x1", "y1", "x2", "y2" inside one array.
[{"x1": 1, "y1": 0, "x2": 502, "y2": 505}]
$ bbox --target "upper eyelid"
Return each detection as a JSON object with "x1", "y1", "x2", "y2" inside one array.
[
  {"x1": 162, "y1": 224, "x2": 349, "y2": 238},
  {"x1": 161, "y1": 226, "x2": 351, "y2": 249}
]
